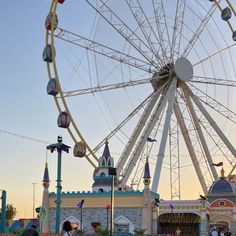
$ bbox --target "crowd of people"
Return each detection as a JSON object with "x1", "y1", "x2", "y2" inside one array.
[{"x1": 210, "y1": 228, "x2": 232, "y2": 236}]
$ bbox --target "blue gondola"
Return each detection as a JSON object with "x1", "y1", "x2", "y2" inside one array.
[
  {"x1": 233, "y1": 31, "x2": 236, "y2": 41},
  {"x1": 221, "y1": 7, "x2": 232, "y2": 21},
  {"x1": 47, "y1": 78, "x2": 59, "y2": 96},
  {"x1": 43, "y1": 45, "x2": 55, "y2": 63},
  {"x1": 57, "y1": 111, "x2": 70, "y2": 128}
]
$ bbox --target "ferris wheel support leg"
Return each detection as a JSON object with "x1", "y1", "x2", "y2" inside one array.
[
  {"x1": 116, "y1": 86, "x2": 164, "y2": 176},
  {"x1": 181, "y1": 85, "x2": 218, "y2": 181},
  {"x1": 173, "y1": 102, "x2": 208, "y2": 195},
  {"x1": 120, "y1": 81, "x2": 174, "y2": 187},
  {"x1": 151, "y1": 78, "x2": 177, "y2": 193},
  {"x1": 183, "y1": 83, "x2": 236, "y2": 162}
]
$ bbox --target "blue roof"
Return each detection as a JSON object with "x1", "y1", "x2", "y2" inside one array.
[
  {"x1": 102, "y1": 141, "x2": 111, "y2": 161},
  {"x1": 209, "y1": 178, "x2": 234, "y2": 195},
  {"x1": 43, "y1": 162, "x2": 50, "y2": 183}
]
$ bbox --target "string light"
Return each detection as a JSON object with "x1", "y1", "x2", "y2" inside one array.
[{"x1": 0, "y1": 129, "x2": 51, "y2": 145}]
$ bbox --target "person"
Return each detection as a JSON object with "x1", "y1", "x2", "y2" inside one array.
[
  {"x1": 60, "y1": 220, "x2": 73, "y2": 236},
  {"x1": 21, "y1": 224, "x2": 39, "y2": 236},
  {"x1": 219, "y1": 228, "x2": 225, "y2": 236},
  {"x1": 211, "y1": 228, "x2": 218, "y2": 236},
  {"x1": 225, "y1": 229, "x2": 232, "y2": 236}
]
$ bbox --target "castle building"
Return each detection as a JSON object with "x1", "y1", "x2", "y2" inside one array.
[
  {"x1": 40, "y1": 142, "x2": 236, "y2": 235},
  {"x1": 41, "y1": 142, "x2": 158, "y2": 234}
]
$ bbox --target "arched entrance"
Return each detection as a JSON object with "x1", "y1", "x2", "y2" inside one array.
[
  {"x1": 114, "y1": 216, "x2": 134, "y2": 234},
  {"x1": 158, "y1": 213, "x2": 200, "y2": 236}
]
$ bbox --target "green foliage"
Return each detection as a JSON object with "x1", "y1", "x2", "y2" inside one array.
[
  {"x1": 96, "y1": 226, "x2": 110, "y2": 236},
  {"x1": 0, "y1": 204, "x2": 17, "y2": 220},
  {"x1": 11, "y1": 227, "x2": 25, "y2": 235},
  {"x1": 133, "y1": 228, "x2": 146, "y2": 236},
  {"x1": 73, "y1": 229, "x2": 86, "y2": 236}
]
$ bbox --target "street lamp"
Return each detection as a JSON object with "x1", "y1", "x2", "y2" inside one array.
[
  {"x1": 108, "y1": 167, "x2": 117, "y2": 236},
  {"x1": 47, "y1": 136, "x2": 70, "y2": 233},
  {"x1": 32, "y1": 183, "x2": 37, "y2": 218},
  {"x1": 0, "y1": 190, "x2": 6, "y2": 233}
]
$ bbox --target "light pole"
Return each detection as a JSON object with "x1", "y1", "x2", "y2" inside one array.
[
  {"x1": 105, "y1": 204, "x2": 111, "y2": 229},
  {"x1": 0, "y1": 190, "x2": 6, "y2": 233},
  {"x1": 108, "y1": 167, "x2": 116, "y2": 236},
  {"x1": 47, "y1": 136, "x2": 70, "y2": 233},
  {"x1": 32, "y1": 183, "x2": 37, "y2": 218}
]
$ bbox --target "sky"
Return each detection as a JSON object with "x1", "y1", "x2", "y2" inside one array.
[{"x1": 1, "y1": 0, "x2": 236, "y2": 219}]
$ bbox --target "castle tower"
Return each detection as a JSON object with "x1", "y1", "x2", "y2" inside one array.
[
  {"x1": 141, "y1": 156, "x2": 152, "y2": 234},
  {"x1": 41, "y1": 162, "x2": 50, "y2": 232},
  {"x1": 92, "y1": 141, "x2": 118, "y2": 192}
]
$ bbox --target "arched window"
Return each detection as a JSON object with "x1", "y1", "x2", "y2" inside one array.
[
  {"x1": 108, "y1": 160, "x2": 111, "y2": 167},
  {"x1": 100, "y1": 172, "x2": 105, "y2": 177},
  {"x1": 102, "y1": 160, "x2": 106, "y2": 166}
]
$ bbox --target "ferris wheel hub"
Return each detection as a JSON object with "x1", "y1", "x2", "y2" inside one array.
[{"x1": 174, "y1": 57, "x2": 193, "y2": 82}]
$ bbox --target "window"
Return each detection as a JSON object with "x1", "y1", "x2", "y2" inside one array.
[{"x1": 219, "y1": 201, "x2": 225, "y2": 207}]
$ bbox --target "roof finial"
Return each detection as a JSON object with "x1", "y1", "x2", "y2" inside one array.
[{"x1": 220, "y1": 167, "x2": 225, "y2": 178}]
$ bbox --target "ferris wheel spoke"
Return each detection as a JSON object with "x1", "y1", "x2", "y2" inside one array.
[
  {"x1": 181, "y1": 4, "x2": 217, "y2": 57},
  {"x1": 170, "y1": 0, "x2": 186, "y2": 60},
  {"x1": 125, "y1": 0, "x2": 167, "y2": 65},
  {"x1": 190, "y1": 84, "x2": 236, "y2": 124},
  {"x1": 54, "y1": 28, "x2": 153, "y2": 73},
  {"x1": 92, "y1": 92, "x2": 155, "y2": 156},
  {"x1": 121, "y1": 80, "x2": 175, "y2": 186},
  {"x1": 116, "y1": 84, "x2": 165, "y2": 177},
  {"x1": 152, "y1": 0, "x2": 172, "y2": 63},
  {"x1": 173, "y1": 101, "x2": 208, "y2": 195},
  {"x1": 84, "y1": 0, "x2": 158, "y2": 68},
  {"x1": 180, "y1": 86, "x2": 218, "y2": 180},
  {"x1": 192, "y1": 42, "x2": 236, "y2": 67},
  {"x1": 151, "y1": 78, "x2": 177, "y2": 193},
  {"x1": 191, "y1": 76, "x2": 236, "y2": 88},
  {"x1": 62, "y1": 77, "x2": 151, "y2": 97},
  {"x1": 182, "y1": 82, "x2": 236, "y2": 160}
]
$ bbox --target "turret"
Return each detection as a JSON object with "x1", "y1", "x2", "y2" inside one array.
[
  {"x1": 41, "y1": 162, "x2": 50, "y2": 232},
  {"x1": 92, "y1": 141, "x2": 118, "y2": 192},
  {"x1": 142, "y1": 156, "x2": 152, "y2": 234}
]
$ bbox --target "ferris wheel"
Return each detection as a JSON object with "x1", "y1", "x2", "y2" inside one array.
[{"x1": 44, "y1": 0, "x2": 236, "y2": 199}]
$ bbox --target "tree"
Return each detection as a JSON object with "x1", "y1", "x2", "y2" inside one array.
[
  {"x1": 133, "y1": 228, "x2": 146, "y2": 236},
  {"x1": 96, "y1": 226, "x2": 110, "y2": 236},
  {"x1": 0, "y1": 204, "x2": 17, "y2": 220}
]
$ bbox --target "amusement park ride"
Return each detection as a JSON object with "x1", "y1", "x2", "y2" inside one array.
[{"x1": 43, "y1": 0, "x2": 236, "y2": 200}]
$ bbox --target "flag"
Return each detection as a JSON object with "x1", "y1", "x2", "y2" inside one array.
[
  {"x1": 147, "y1": 137, "x2": 157, "y2": 142},
  {"x1": 211, "y1": 162, "x2": 223, "y2": 167},
  {"x1": 77, "y1": 199, "x2": 84, "y2": 208}
]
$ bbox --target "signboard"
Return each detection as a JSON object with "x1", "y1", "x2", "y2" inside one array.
[{"x1": 39, "y1": 205, "x2": 47, "y2": 222}]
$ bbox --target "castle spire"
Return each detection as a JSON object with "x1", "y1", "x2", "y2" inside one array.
[
  {"x1": 143, "y1": 156, "x2": 151, "y2": 186},
  {"x1": 42, "y1": 162, "x2": 50, "y2": 188},
  {"x1": 41, "y1": 162, "x2": 50, "y2": 232}
]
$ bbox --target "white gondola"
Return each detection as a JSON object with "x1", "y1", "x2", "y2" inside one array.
[
  {"x1": 73, "y1": 142, "x2": 86, "y2": 157},
  {"x1": 57, "y1": 111, "x2": 70, "y2": 128},
  {"x1": 45, "y1": 13, "x2": 58, "y2": 31},
  {"x1": 233, "y1": 31, "x2": 236, "y2": 41},
  {"x1": 47, "y1": 78, "x2": 59, "y2": 96},
  {"x1": 43, "y1": 45, "x2": 55, "y2": 63},
  {"x1": 221, "y1": 7, "x2": 232, "y2": 21}
]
